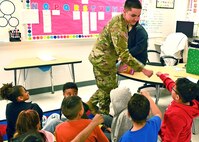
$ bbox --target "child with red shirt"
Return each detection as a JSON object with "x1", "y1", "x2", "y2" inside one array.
[
  {"x1": 156, "y1": 72, "x2": 199, "y2": 142},
  {"x1": 55, "y1": 96, "x2": 109, "y2": 142}
]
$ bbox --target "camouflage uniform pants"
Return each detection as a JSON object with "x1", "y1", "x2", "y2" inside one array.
[{"x1": 88, "y1": 66, "x2": 118, "y2": 114}]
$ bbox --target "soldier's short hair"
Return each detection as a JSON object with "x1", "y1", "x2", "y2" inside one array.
[{"x1": 124, "y1": 0, "x2": 142, "y2": 10}]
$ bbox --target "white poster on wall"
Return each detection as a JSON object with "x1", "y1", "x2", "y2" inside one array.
[
  {"x1": 140, "y1": 0, "x2": 176, "y2": 37},
  {"x1": 20, "y1": 9, "x2": 39, "y2": 24}
]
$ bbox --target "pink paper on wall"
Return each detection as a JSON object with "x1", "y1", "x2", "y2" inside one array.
[{"x1": 26, "y1": 0, "x2": 126, "y2": 40}]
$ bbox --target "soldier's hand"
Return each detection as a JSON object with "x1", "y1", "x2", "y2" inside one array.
[{"x1": 142, "y1": 68, "x2": 153, "y2": 77}]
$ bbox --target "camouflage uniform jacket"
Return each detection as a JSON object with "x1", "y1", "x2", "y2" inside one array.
[{"x1": 89, "y1": 14, "x2": 144, "y2": 72}]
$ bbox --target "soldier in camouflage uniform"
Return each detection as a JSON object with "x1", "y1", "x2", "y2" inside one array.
[{"x1": 88, "y1": 0, "x2": 153, "y2": 115}]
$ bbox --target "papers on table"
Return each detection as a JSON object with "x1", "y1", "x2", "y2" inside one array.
[{"x1": 38, "y1": 55, "x2": 56, "y2": 61}]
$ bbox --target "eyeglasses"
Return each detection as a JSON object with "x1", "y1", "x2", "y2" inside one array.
[{"x1": 172, "y1": 86, "x2": 180, "y2": 95}]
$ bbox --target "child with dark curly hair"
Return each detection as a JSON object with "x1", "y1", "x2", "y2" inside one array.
[
  {"x1": 156, "y1": 72, "x2": 199, "y2": 142},
  {"x1": 0, "y1": 83, "x2": 43, "y2": 141}
]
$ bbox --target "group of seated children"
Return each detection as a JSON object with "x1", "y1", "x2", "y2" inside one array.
[
  {"x1": 75, "y1": 72, "x2": 199, "y2": 142},
  {"x1": 42, "y1": 82, "x2": 94, "y2": 133},
  {"x1": 1, "y1": 71, "x2": 199, "y2": 142}
]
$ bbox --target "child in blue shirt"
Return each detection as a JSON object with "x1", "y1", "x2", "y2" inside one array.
[{"x1": 119, "y1": 91, "x2": 162, "y2": 142}]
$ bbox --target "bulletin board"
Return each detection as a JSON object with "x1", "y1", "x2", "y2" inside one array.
[
  {"x1": 24, "y1": 0, "x2": 173, "y2": 40},
  {"x1": 25, "y1": 0, "x2": 125, "y2": 40}
]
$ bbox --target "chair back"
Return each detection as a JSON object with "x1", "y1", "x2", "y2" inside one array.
[
  {"x1": 160, "y1": 56, "x2": 178, "y2": 66},
  {"x1": 147, "y1": 50, "x2": 162, "y2": 66},
  {"x1": 160, "y1": 32, "x2": 188, "y2": 64},
  {"x1": 147, "y1": 50, "x2": 179, "y2": 66}
]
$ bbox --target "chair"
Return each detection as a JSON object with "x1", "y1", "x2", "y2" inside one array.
[
  {"x1": 192, "y1": 117, "x2": 199, "y2": 135},
  {"x1": 146, "y1": 50, "x2": 179, "y2": 66},
  {"x1": 160, "y1": 32, "x2": 188, "y2": 63},
  {"x1": 137, "y1": 33, "x2": 188, "y2": 103}
]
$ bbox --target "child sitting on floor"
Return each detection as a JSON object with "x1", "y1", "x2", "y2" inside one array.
[
  {"x1": 0, "y1": 83, "x2": 43, "y2": 141},
  {"x1": 119, "y1": 91, "x2": 162, "y2": 142},
  {"x1": 12, "y1": 109, "x2": 54, "y2": 142},
  {"x1": 156, "y1": 72, "x2": 199, "y2": 142},
  {"x1": 55, "y1": 96, "x2": 109, "y2": 142},
  {"x1": 109, "y1": 87, "x2": 132, "y2": 141},
  {"x1": 42, "y1": 82, "x2": 92, "y2": 133}
]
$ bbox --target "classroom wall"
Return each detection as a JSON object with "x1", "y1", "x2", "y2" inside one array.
[
  {"x1": 0, "y1": 39, "x2": 96, "y2": 89},
  {"x1": 0, "y1": 0, "x2": 24, "y2": 42},
  {"x1": 0, "y1": 0, "x2": 189, "y2": 91}
]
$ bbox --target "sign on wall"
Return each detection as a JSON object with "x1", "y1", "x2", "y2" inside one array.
[
  {"x1": 25, "y1": 0, "x2": 125, "y2": 40},
  {"x1": 156, "y1": 0, "x2": 175, "y2": 9}
]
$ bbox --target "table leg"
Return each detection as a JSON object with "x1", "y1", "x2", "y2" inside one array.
[
  {"x1": 50, "y1": 67, "x2": 54, "y2": 94},
  {"x1": 71, "y1": 64, "x2": 75, "y2": 82},
  {"x1": 155, "y1": 85, "x2": 160, "y2": 104},
  {"x1": 23, "y1": 69, "x2": 26, "y2": 87},
  {"x1": 14, "y1": 70, "x2": 17, "y2": 85}
]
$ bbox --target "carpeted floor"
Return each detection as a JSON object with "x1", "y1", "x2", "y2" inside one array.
[{"x1": 0, "y1": 79, "x2": 199, "y2": 141}]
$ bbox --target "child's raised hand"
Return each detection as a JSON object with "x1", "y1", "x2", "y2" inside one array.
[
  {"x1": 156, "y1": 72, "x2": 162, "y2": 77},
  {"x1": 92, "y1": 114, "x2": 104, "y2": 125},
  {"x1": 140, "y1": 90, "x2": 151, "y2": 99},
  {"x1": 156, "y1": 72, "x2": 169, "y2": 77}
]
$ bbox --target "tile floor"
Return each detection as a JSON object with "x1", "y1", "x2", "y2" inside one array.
[{"x1": 0, "y1": 79, "x2": 199, "y2": 141}]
